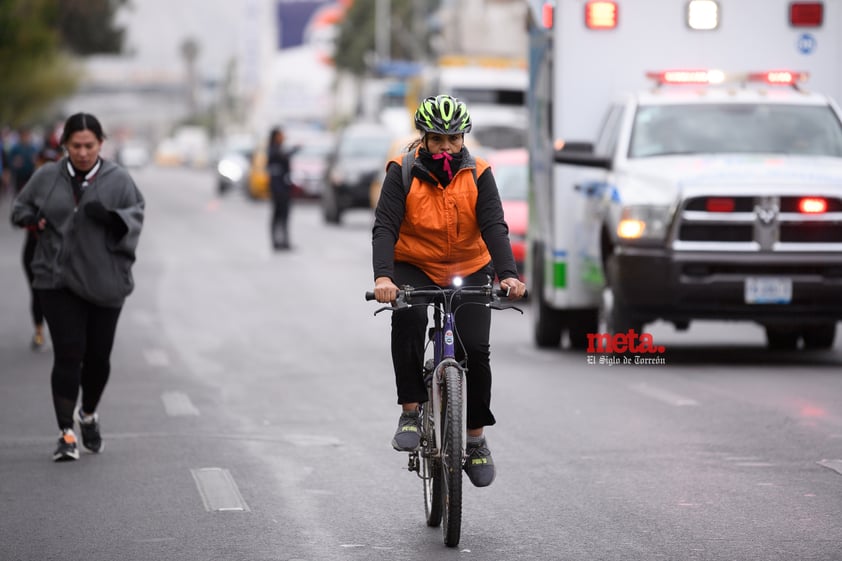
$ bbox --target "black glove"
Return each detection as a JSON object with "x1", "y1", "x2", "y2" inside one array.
[
  {"x1": 84, "y1": 200, "x2": 111, "y2": 224},
  {"x1": 85, "y1": 201, "x2": 127, "y2": 236},
  {"x1": 18, "y1": 214, "x2": 40, "y2": 228}
]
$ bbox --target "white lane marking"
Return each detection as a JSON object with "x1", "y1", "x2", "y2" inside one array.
[
  {"x1": 162, "y1": 391, "x2": 200, "y2": 416},
  {"x1": 191, "y1": 468, "x2": 249, "y2": 512},
  {"x1": 144, "y1": 348, "x2": 170, "y2": 367},
  {"x1": 629, "y1": 382, "x2": 699, "y2": 406},
  {"x1": 817, "y1": 459, "x2": 842, "y2": 475}
]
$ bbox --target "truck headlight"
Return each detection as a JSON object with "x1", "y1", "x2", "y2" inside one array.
[{"x1": 616, "y1": 205, "x2": 670, "y2": 242}]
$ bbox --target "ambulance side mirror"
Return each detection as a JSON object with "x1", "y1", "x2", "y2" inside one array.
[{"x1": 554, "y1": 142, "x2": 613, "y2": 170}]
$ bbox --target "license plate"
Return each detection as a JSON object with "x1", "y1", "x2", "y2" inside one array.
[{"x1": 745, "y1": 277, "x2": 792, "y2": 304}]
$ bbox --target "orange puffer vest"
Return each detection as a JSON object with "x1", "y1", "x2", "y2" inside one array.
[{"x1": 391, "y1": 151, "x2": 491, "y2": 285}]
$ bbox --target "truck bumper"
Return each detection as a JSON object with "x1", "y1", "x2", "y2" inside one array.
[{"x1": 613, "y1": 247, "x2": 842, "y2": 323}]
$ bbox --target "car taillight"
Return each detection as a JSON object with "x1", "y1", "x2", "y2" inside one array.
[
  {"x1": 706, "y1": 198, "x2": 735, "y2": 212},
  {"x1": 799, "y1": 197, "x2": 827, "y2": 213},
  {"x1": 585, "y1": 1, "x2": 618, "y2": 30},
  {"x1": 790, "y1": 2, "x2": 823, "y2": 27}
]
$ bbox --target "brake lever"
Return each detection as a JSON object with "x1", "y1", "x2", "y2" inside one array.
[
  {"x1": 373, "y1": 296, "x2": 412, "y2": 315},
  {"x1": 489, "y1": 303, "x2": 524, "y2": 314}
]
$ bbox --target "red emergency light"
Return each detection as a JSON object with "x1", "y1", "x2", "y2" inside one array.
[
  {"x1": 706, "y1": 198, "x2": 735, "y2": 212},
  {"x1": 542, "y1": 1, "x2": 554, "y2": 29},
  {"x1": 646, "y1": 69, "x2": 724, "y2": 85},
  {"x1": 790, "y1": 2, "x2": 824, "y2": 27},
  {"x1": 585, "y1": 1, "x2": 618, "y2": 30},
  {"x1": 748, "y1": 70, "x2": 809, "y2": 85},
  {"x1": 799, "y1": 197, "x2": 828, "y2": 213}
]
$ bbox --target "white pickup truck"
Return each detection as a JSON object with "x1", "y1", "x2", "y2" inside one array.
[{"x1": 556, "y1": 70, "x2": 842, "y2": 350}]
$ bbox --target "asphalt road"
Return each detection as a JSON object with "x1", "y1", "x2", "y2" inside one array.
[{"x1": 1, "y1": 165, "x2": 841, "y2": 561}]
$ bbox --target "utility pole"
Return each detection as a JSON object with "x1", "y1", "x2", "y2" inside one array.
[{"x1": 375, "y1": 0, "x2": 390, "y2": 64}]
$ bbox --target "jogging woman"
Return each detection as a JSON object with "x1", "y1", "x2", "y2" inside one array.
[{"x1": 10, "y1": 112, "x2": 145, "y2": 462}]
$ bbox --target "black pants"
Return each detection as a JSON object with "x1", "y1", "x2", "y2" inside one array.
[
  {"x1": 391, "y1": 262, "x2": 496, "y2": 430},
  {"x1": 38, "y1": 288, "x2": 122, "y2": 431},
  {"x1": 270, "y1": 190, "x2": 292, "y2": 248},
  {"x1": 22, "y1": 231, "x2": 43, "y2": 328}
]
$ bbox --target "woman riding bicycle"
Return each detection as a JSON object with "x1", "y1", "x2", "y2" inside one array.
[{"x1": 371, "y1": 94, "x2": 526, "y2": 488}]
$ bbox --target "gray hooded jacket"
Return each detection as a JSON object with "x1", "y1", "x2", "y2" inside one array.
[{"x1": 10, "y1": 157, "x2": 145, "y2": 308}]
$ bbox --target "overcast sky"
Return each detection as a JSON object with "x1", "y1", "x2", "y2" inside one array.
[{"x1": 116, "y1": 0, "x2": 248, "y2": 79}]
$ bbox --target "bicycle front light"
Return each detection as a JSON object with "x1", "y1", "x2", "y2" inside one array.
[{"x1": 451, "y1": 276, "x2": 463, "y2": 287}]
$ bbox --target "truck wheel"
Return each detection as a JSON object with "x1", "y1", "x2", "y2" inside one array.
[
  {"x1": 764, "y1": 326, "x2": 799, "y2": 350},
  {"x1": 601, "y1": 254, "x2": 643, "y2": 335},
  {"x1": 532, "y1": 243, "x2": 564, "y2": 348},
  {"x1": 568, "y1": 310, "x2": 599, "y2": 350},
  {"x1": 322, "y1": 188, "x2": 342, "y2": 224},
  {"x1": 802, "y1": 323, "x2": 836, "y2": 350}
]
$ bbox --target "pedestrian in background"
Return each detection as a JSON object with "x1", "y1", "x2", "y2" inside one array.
[
  {"x1": 8, "y1": 128, "x2": 46, "y2": 349},
  {"x1": 10, "y1": 112, "x2": 145, "y2": 462},
  {"x1": 21, "y1": 126, "x2": 66, "y2": 351},
  {"x1": 267, "y1": 126, "x2": 299, "y2": 250}
]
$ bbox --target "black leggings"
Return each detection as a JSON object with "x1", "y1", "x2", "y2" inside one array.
[
  {"x1": 390, "y1": 262, "x2": 496, "y2": 430},
  {"x1": 22, "y1": 231, "x2": 43, "y2": 327},
  {"x1": 270, "y1": 191, "x2": 291, "y2": 246},
  {"x1": 37, "y1": 288, "x2": 122, "y2": 431}
]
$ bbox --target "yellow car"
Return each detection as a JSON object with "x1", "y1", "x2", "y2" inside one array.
[{"x1": 248, "y1": 148, "x2": 270, "y2": 200}]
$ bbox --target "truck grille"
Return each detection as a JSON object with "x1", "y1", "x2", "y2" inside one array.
[{"x1": 674, "y1": 196, "x2": 842, "y2": 251}]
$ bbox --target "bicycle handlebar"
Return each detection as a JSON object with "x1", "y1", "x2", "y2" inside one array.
[
  {"x1": 365, "y1": 284, "x2": 526, "y2": 316},
  {"x1": 364, "y1": 286, "x2": 524, "y2": 301}
]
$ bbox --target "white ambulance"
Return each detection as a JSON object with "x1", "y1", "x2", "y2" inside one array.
[{"x1": 526, "y1": 0, "x2": 842, "y2": 350}]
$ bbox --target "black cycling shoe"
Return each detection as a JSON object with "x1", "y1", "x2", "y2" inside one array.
[
  {"x1": 464, "y1": 438, "x2": 496, "y2": 487},
  {"x1": 391, "y1": 410, "x2": 421, "y2": 451}
]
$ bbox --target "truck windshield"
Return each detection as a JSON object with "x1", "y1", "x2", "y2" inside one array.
[{"x1": 629, "y1": 104, "x2": 842, "y2": 158}]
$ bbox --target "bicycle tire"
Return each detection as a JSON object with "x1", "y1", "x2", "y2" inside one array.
[
  {"x1": 420, "y1": 402, "x2": 443, "y2": 527},
  {"x1": 440, "y1": 365, "x2": 464, "y2": 547}
]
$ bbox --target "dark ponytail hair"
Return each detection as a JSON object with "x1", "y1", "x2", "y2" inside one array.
[{"x1": 60, "y1": 112, "x2": 107, "y2": 145}]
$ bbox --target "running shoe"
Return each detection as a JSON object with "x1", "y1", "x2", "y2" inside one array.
[
  {"x1": 391, "y1": 410, "x2": 421, "y2": 451},
  {"x1": 53, "y1": 429, "x2": 80, "y2": 462},
  {"x1": 464, "y1": 438, "x2": 496, "y2": 487},
  {"x1": 74, "y1": 409, "x2": 103, "y2": 453}
]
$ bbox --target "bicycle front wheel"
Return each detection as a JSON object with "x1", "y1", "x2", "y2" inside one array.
[
  {"x1": 440, "y1": 365, "x2": 464, "y2": 548},
  {"x1": 420, "y1": 402, "x2": 442, "y2": 527}
]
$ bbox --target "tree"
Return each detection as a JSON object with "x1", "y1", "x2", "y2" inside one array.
[
  {"x1": 333, "y1": 0, "x2": 437, "y2": 77},
  {"x1": 0, "y1": 0, "x2": 77, "y2": 127},
  {"x1": 0, "y1": 0, "x2": 128, "y2": 127},
  {"x1": 54, "y1": 0, "x2": 128, "y2": 55}
]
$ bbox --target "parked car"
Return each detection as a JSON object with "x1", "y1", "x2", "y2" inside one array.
[
  {"x1": 248, "y1": 129, "x2": 334, "y2": 200},
  {"x1": 322, "y1": 121, "x2": 394, "y2": 224},
  {"x1": 116, "y1": 139, "x2": 151, "y2": 169},
  {"x1": 486, "y1": 148, "x2": 528, "y2": 280},
  {"x1": 289, "y1": 132, "x2": 335, "y2": 199},
  {"x1": 215, "y1": 133, "x2": 256, "y2": 195}
]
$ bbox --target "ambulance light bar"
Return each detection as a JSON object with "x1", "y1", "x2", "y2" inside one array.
[{"x1": 646, "y1": 70, "x2": 809, "y2": 87}]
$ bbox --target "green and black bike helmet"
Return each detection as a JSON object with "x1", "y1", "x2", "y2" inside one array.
[{"x1": 414, "y1": 94, "x2": 472, "y2": 135}]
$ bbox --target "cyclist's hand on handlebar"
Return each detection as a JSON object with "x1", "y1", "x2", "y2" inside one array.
[
  {"x1": 373, "y1": 276, "x2": 399, "y2": 303},
  {"x1": 500, "y1": 277, "x2": 527, "y2": 300}
]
